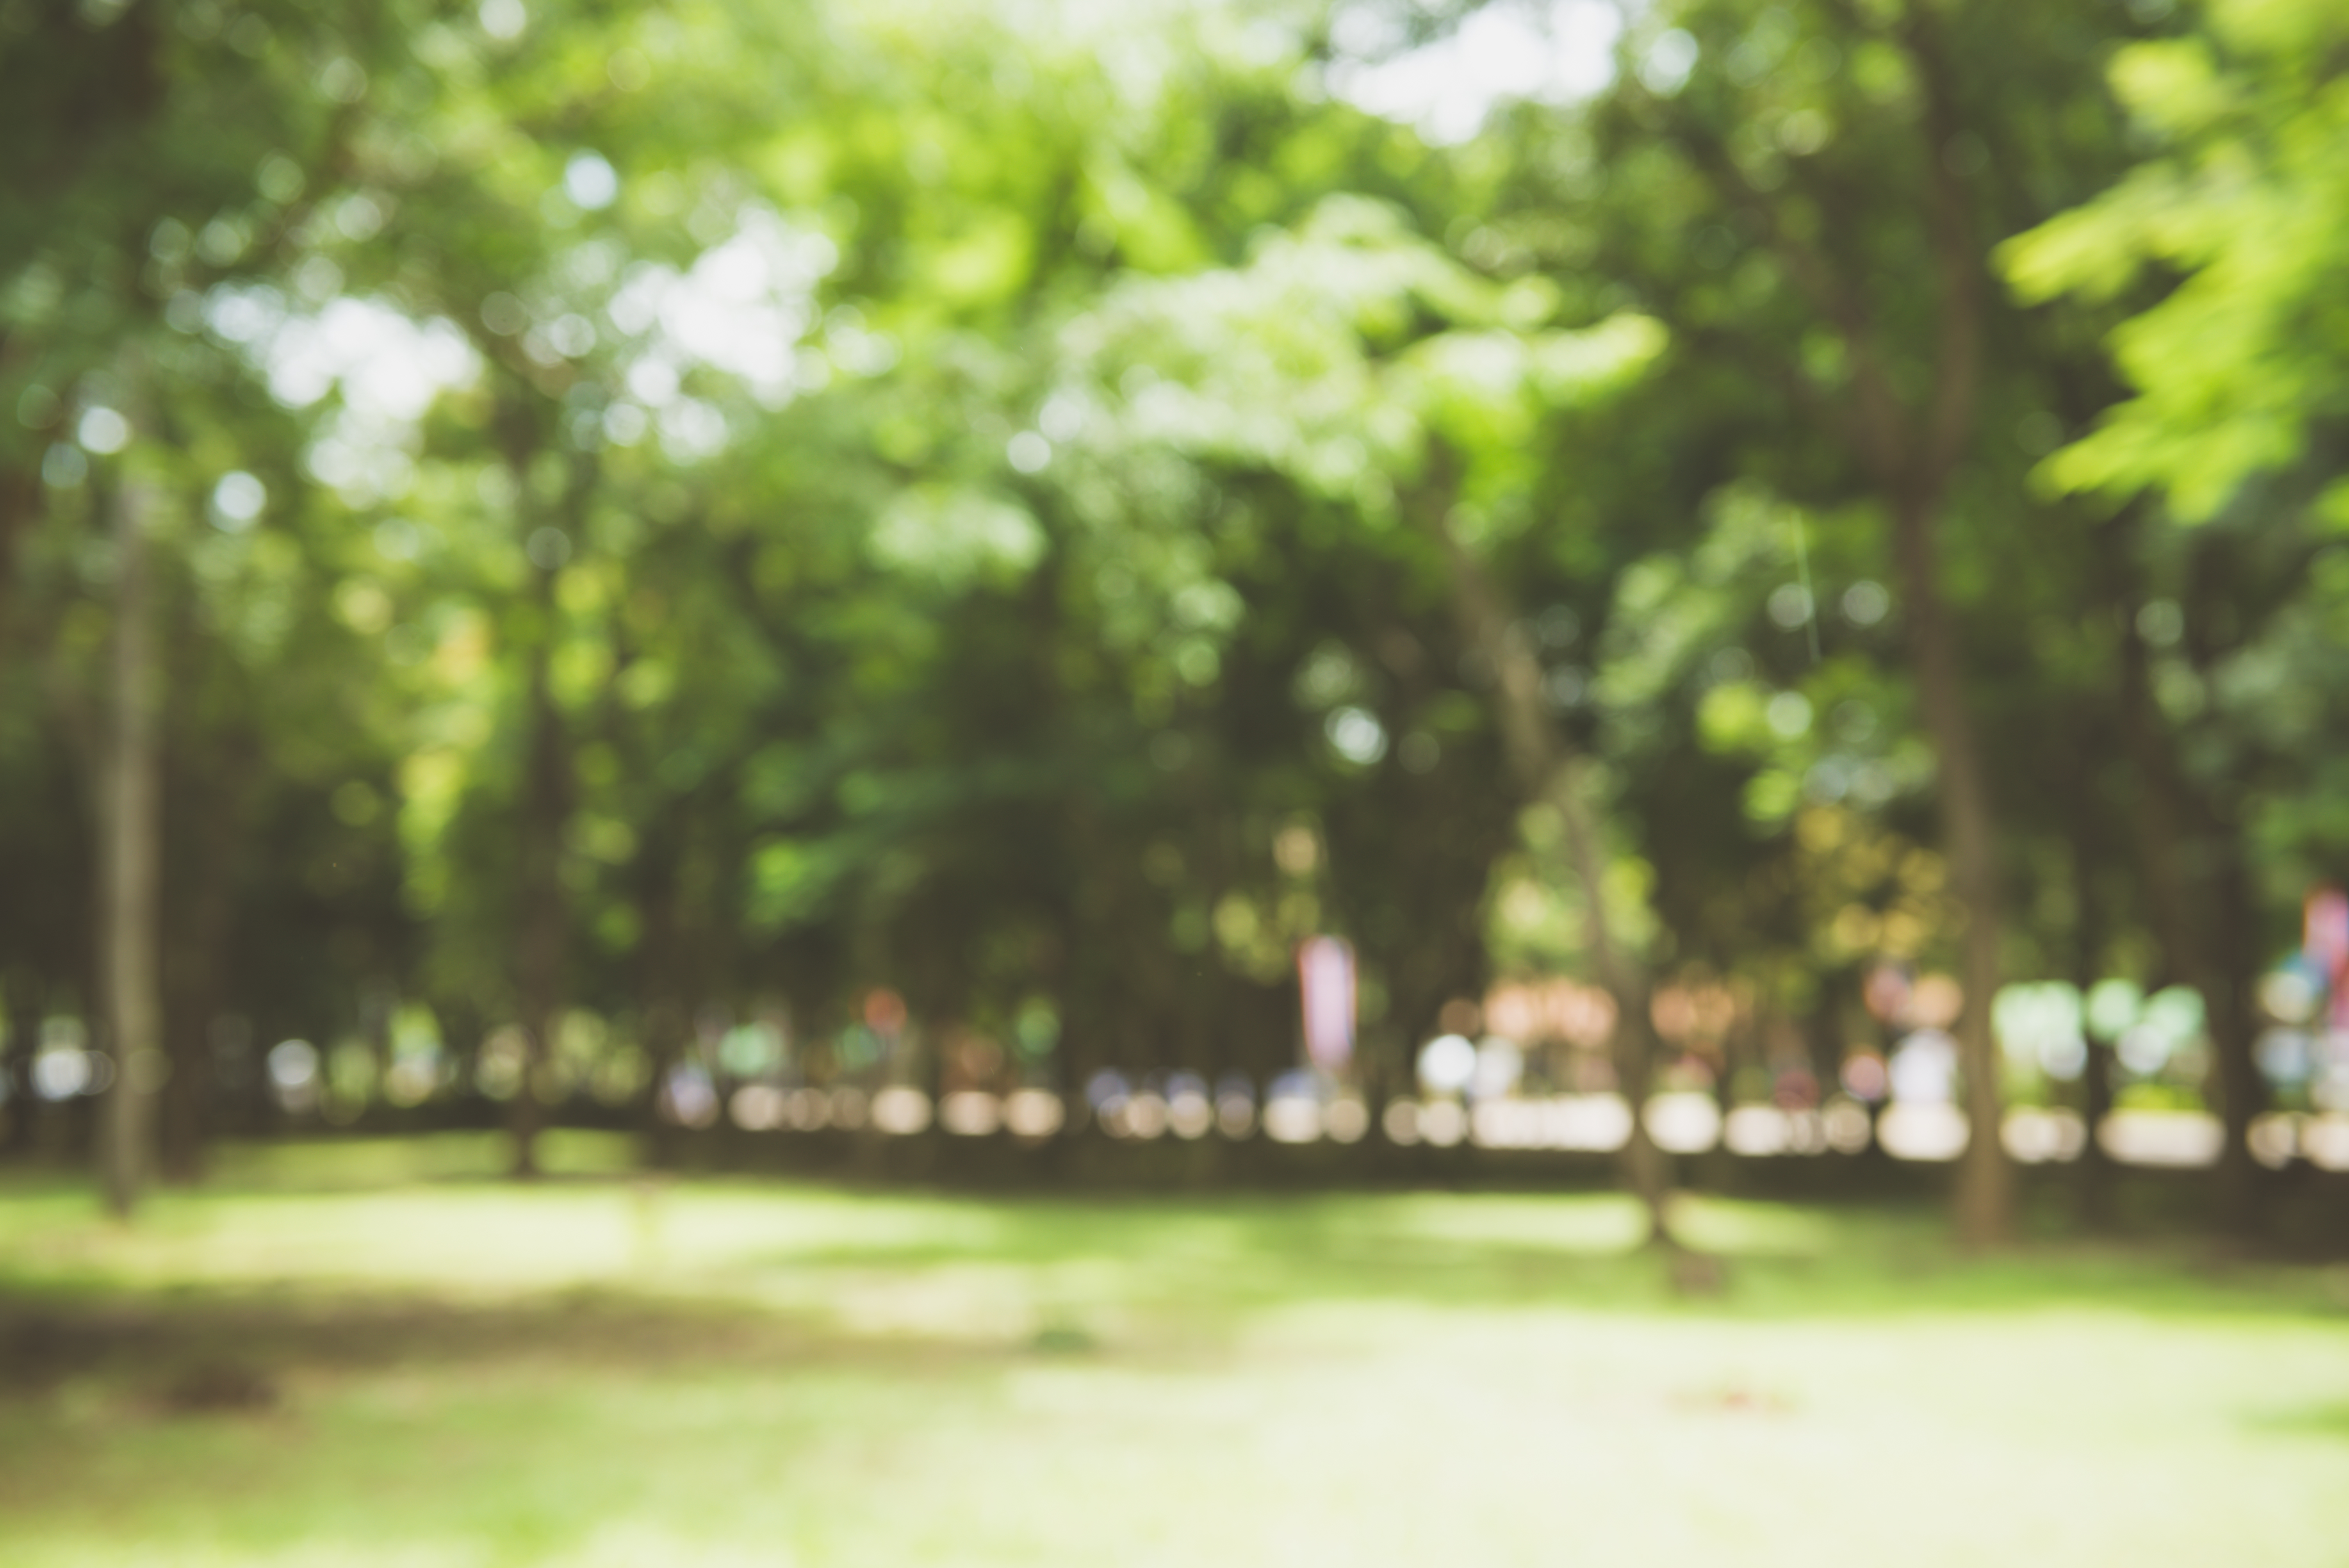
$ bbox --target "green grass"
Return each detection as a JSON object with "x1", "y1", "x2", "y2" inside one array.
[{"x1": 3, "y1": 1135, "x2": 2347, "y2": 1566}]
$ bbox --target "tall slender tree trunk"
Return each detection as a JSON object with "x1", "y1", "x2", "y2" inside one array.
[
  {"x1": 159, "y1": 894, "x2": 228, "y2": 1186},
  {"x1": 2203, "y1": 829, "x2": 2265, "y2": 1233},
  {"x1": 1670, "y1": 6, "x2": 2015, "y2": 1244},
  {"x1": 1890, "y1": 495, "x2": 2011, "y2": 1247},
  {"x1": 636, "y1": 865, "x2": 677, "y2": 1163},
  {"x1": 634, "y1": 806, "x2": 694, "y2": 1170},
  {"x1": 1, "y1": 976, "x2": 37, "y2": 1157},
  {"x1": 503, "y1": 428, "x2": 585, "y2": 1181},
  {"x1": 512, "y1": 561, "x2": 565, "y2": 1178},
  {"x1": 2112, "y1": 568, "x2": 2265, "y2": 1230},
  {"x1": 2066, "y1": 743, "x2": 2117, "y2": 1229},
  {"x1": 158, "y1": 732, "x2": 249, "y2": 1185},
  {"x1": 1424, "y1": 503, "x2": 1673, "y2": 1245},
  {"x1": 100, "y1": 473, "x2": 161, "y2": 1217}
]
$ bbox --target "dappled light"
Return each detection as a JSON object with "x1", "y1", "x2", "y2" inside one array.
[
  {"x1": 9, "y1": 0, "x2": 2349, "y2": 1559},
  {"x1": 7, "y1": 1168, "x2": 2349, "y2": 1566}
]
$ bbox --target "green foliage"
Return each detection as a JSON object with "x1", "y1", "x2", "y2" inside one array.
[
  {"x1": 2003, "y1": 0, "x2": 2349, "y2": 524},
  {"x1": 4, "y1": 0, "x2": 2345, "y2": 1189}
]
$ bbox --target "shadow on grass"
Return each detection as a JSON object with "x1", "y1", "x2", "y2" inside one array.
[
  {"x1": 2, "y1": 1137, "x2": 2344, "y2": 1401},
  {"x1": 5, "y1": 1150, "x2": 2349, "y2": 1568}
]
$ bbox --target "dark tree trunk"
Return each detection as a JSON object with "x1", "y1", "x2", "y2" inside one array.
[
  {"x1": 99, "y1": 471, "x2": 161, "y2": 1216},
  {"x1": 2203, "y1": 826, "x2": 2265, "y2": 1235},
  {"x1": 158, "y1": 891, "x2": 228, "y2": 1186},
  {"x1": 1891, "y1": 495, "x2": 2012, "y2": 1247},
  {"x1": 503, "y1": 433, "x2": 586, "y2": 1180},
  {"x1": 2066, "y1": 738, "x2": 2117, "y2": 1229},
  {"x1": 634, "y1": 808, "x2": 692, "y2": 1169},
  {"x1": 1, "y1": 975, "x2": 43, "y2": 1158},
  {"x1": 157, "y1": 721, "x2": 250, "y2": 1186},
  {"x1": 2112, "y1": 565, "x2": 2265, "y2": 1230},
  {"x1": 512, "y1": 570, "x2": 565, "y2": 1178},
  {"x1": 1659, "y1": 5, "x2": 2018, "y2": 1244}
]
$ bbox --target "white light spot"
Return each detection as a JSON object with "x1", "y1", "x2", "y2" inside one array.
[
  {"x1": 337, "y1": 194, "x2": 386, "y2": 242},
  {"x1": 602, "y1": 402, "x2": 648, "y2": 446},
  {"x1": 1037, "y1": 392, "x2": 1085, "y2": 442},
  {"x1": 547, "y1": 312, "x2": 596, "y2": 358},
  {"x1": 77, "y1": 406, "x2": 130, "y2": 454},
  {"x1": 565, "y1": 151, "x2": 619, "y2": 212},
  {"x1": 479, "y1": 0, "x2": 525, "y2": 40},
  {"x1": 211, "y1": 470, "x2": 267, "y2": 530},
  {"x1": 1842, "y1": 580, "x2": 1889, "y2": 626},
  {"x1": 268, "y1": 1038, "x2": 319, "y2": 1090},
  {"x1": 1331, "y1": 0, "x2": 1622, "y2": 145},
  {"x1": 1417, "y1": 1033, "x2": 1477, "y2": 1094},
  {"x1": 626, "y1": 357, "x2": 680, "y2": 405},
  {"x1": 1765, "y1": 691, "x2": 1812, "y2": 739},
  {"x1": 1007, "y1": 430, "x2": 1052, "y2": 473},
  {"x1": 1879, "y1": 1102, "x2": 1968, "y2": 1161},
  {"x1": 1003, "y1": 1089, "x2": 1065, "y2": 1138},
  {"x1": 1639, "y1": 28, "x2": 1699, "y2": 94},
  {"x1": 33, "y1": 1048, "x2": 91, "y2": 1101},
  {"x1": 1326, "y1": 705, "x2": 1388, "y2": 765},
  {"x1": 1767, "y1": 583, "x2": 1812, "y2": 628},
  {"x1": 939, "y1": 1091, "x2": 1001, "y2": 1137},
  {"x1": 870, "y1": 1086, "x2": 932, "y2": 1135},
  {"x1": 1643, "y1": 1091, "x2": 1722, "y2": 1153}
]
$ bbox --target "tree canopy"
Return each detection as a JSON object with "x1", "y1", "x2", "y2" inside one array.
[{"x1": 4, "y1": 0, "x2": 2344, "y2": 1237}]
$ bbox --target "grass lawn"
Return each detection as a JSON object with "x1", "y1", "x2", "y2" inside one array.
[{"x1": 3, "y1": 1133, "x2": 2346, "y2": 1567}]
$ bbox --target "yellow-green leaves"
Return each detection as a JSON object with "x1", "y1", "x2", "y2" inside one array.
[
  {"x1": 924, "y1": 211, "x2": 1036, "y2": 307},
  {"x1": 1064, "y1": 194, "x2": 1666, "y2": 531},
  {"x1": 2000, "y1": 5, "x2": 2349, "y2": 523},
  {"x1": 2109, "y1": 40, "x2": 2234, "y2": 139},
  {"x1": 870, "y1": 485, "x2": 1045, "y2": 586}
]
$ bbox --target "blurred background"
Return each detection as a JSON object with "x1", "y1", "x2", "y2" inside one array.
[{"x1": 5, "y1": 0, "x2": 2349, "y2": 1561}]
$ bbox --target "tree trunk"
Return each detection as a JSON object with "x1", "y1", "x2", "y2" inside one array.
[
  {"x1": 1424, "y1": 504, "x2": 1673, "y2": 1245},
  {"x1": 1556, "y1": 762, "x2": 1673, "y2": 1241},
  {"x1": 503, "y1": 430, "x2": 585, "y2": 1180},
  {"x1": 158, "y1": 732, "x2": 249, "y2": 1185},
  {"x1": 512, "y1": 563, "x2": 565, "y2": 1178},
  {"x1": 2203, "y1": 825, "x2": 2265, "y2": 1235},
  {"x1": 158, "y1": 908, "x2": 225, "y2": 1186},
  {"x1": 1890, "y1": 494, "x2": 2012, "y2": 1247},
  {"x1": 2112, "y1": 574, "x2": 2264, "y2": 1230},
  {"x1": 99, "y1": 472, "x2": 161, "y2": 1217},
  {"x1": 634, "y1": 810, "x2": 690, "y2": 1169},
  {"x1": 2066, "y1": 746, "x2": 2116, "y2": 1230},
  {"x1": 0, "y1": 977, "x2": 36, "y2": 1157}
]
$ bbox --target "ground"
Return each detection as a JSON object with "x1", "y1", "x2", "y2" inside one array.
[{"x1": 2, "y1": 1133, "x2": 2345, "y2": 1567}]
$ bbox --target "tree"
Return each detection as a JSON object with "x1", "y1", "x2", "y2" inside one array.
[
  {"x1": 0, "y1": 0, "x2": 419, "y2": 1209},
  {"x1": 1511, "y1": 0, "x2": 2183, "y2": 1243},
  {"x1": 1051, "y1": 194, "x2": 1691, "y2": 1235},
  {"x1": 2003, "y1": 0, "x2": 2349, "y2": 1219}
]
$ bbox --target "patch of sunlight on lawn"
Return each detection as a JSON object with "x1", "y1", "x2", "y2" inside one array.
[
  {"x1": 10, "y1": 1301, "x2": 2346, "y2": 1568},
  {"x1": 1669, "y1": 1192, "x2": 1851, "y2": 1255},
  {"x1": 1367, "y1": 1189, "x2": 1851, "y2": 1263},
  {"x1": 205, "y1": 1131, "x2": 640, "y2": 1191},
  {"x1": 6, "y1": 1154, "x2": 2349, "y2": 1567},
  {"x1": 0, "y1": 1180, "x2": 1028, "y2": 1304},
  {"x1": 1373, "y1": 1190, "x2": 1652, "y2": 1253}
]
